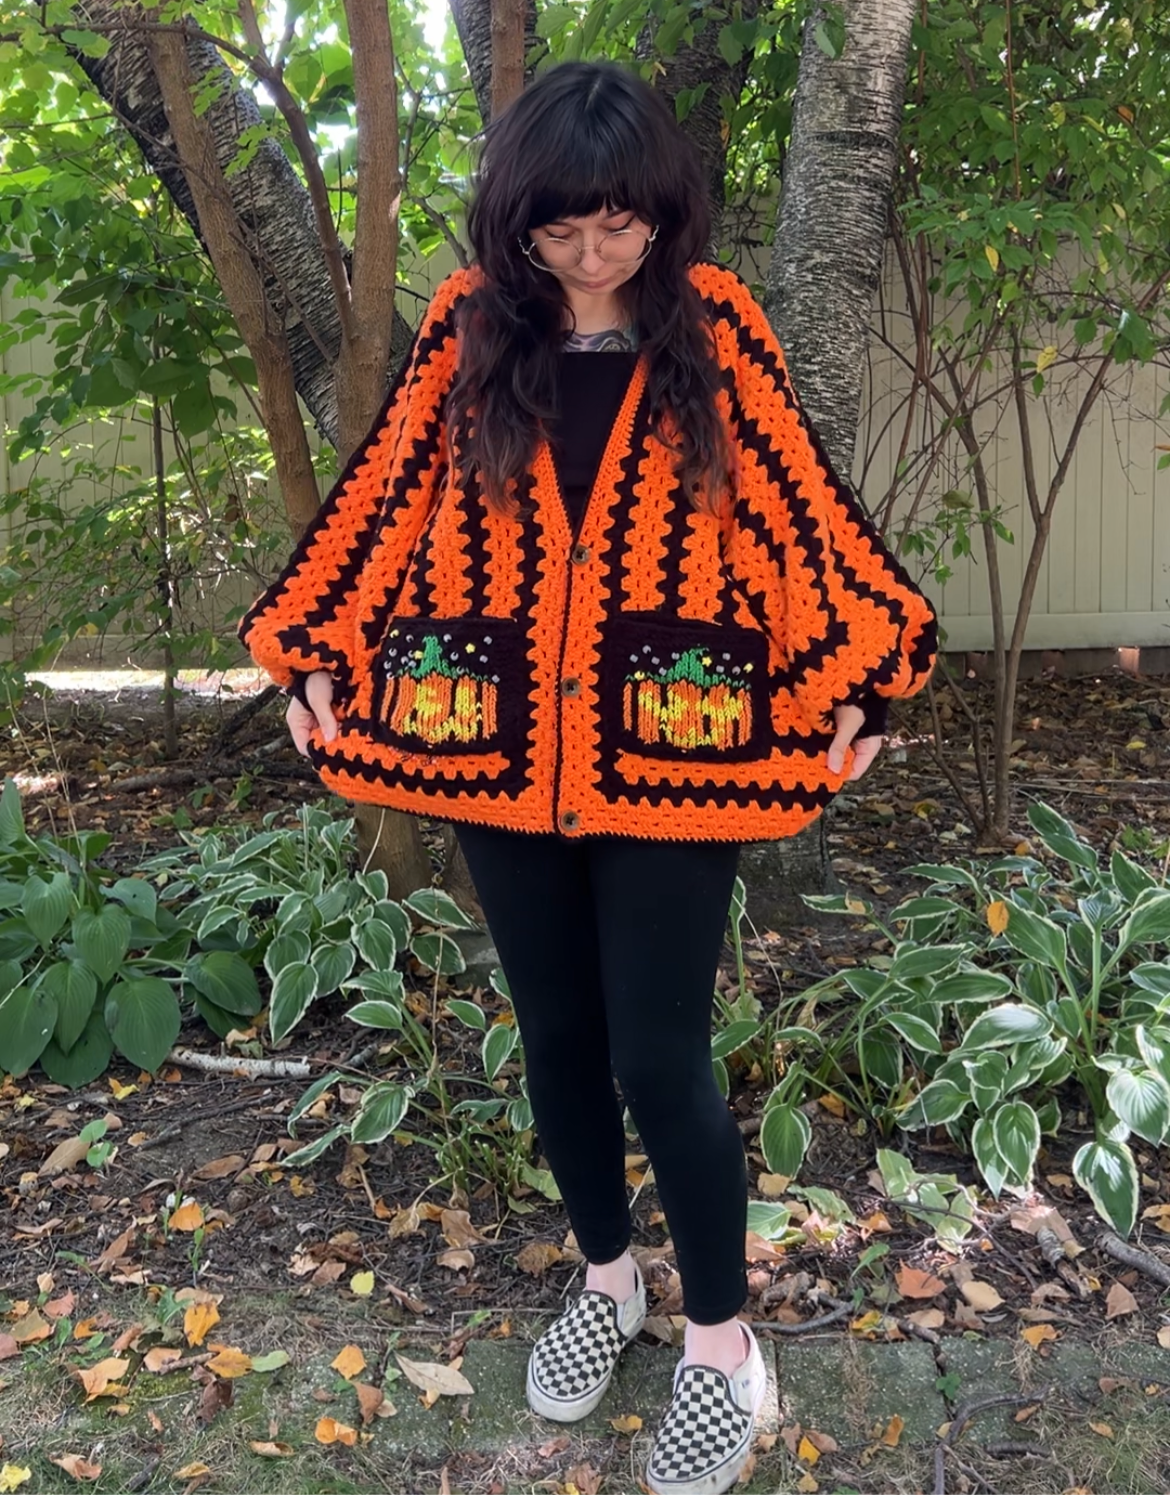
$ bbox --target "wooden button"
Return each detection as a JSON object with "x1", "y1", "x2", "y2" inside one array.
[
  {"x1": 571, "y1": 544, "x2": 591, "y2": 565},
  {"x1": 559, "y1": 810, "x2": 580, "y2": 831},
  {"x1": 561, "y1": 677, "x2": 581, "y2": 697}
]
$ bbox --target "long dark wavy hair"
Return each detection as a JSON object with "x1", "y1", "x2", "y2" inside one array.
[{"x1": 446, "y1": 60, "x2": 736, "y2": 515}]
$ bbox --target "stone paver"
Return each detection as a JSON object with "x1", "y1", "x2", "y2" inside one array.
[
  {"x1": 776, "y1": 1336, "x2": 946, "y2": 1444},
  {"x1": 454, "y1": 1336, "x2": 780, "y2": 1451}
]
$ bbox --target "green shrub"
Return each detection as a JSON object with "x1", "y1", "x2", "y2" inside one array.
[{"x1": 758, "y1": 800, "x2": 1170, "y2": 1237}]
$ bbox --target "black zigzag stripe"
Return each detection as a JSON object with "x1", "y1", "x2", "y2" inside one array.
[{"x1": 240, "y1": 312, "x2": 453, "y2": 645}]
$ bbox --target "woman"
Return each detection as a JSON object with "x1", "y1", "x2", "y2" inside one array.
[{"x1": 239, "y1": 59, "x2": 937, "y2": 1495}]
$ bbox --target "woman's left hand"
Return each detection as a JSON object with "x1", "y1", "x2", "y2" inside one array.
[{"x1": 828, "y1": 703, "x2": 883, "y2": 781}]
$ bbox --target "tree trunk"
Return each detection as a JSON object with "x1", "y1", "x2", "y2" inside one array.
[
  {"x1": 67, "y1": 1, "x2": 432, "y2": 898},
  {"x1": 70, "y1": 3, "x2": 415, "y2": 444},
  {"x1": 449, "y1": 0, "x2": 539, "y2": 125},
  {"x1": 755, "y1": 0, "x2": 917, "y2": 910},
  {"x1": 634, "y1": 2, "x2": 760, "y2": 251}
]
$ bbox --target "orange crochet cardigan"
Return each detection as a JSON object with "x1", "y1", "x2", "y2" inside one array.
[{"x1": 238, "y1": 262, "x2": 937, "y2": 841}]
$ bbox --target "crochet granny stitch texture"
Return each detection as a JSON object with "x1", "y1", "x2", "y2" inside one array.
[{"x1": 238, "y1": 262, "x2": 938, "y2": 841}]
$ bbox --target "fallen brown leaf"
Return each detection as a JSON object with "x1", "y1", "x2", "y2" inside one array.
[
  {"x1": 515, "y1": 1241, "x2": 563, "y2": 1276},
  {"x1": 355, "y1": 1381, "x2": 384, "y2": 1424},
  {"x1": 959, "y1": 1279, "x2": 1004, "y2": 1311},
  {"x1": 564, "y1": 1462, "x2": 601, "y2": 1495},
  {"x1": 437, "y1": 1249, "x2": 475, "y2": 1272},
  {"x1": 395, "y1": 1353, "x2": 474, "y2": 1397},
  {"x1": 440, "y1": 1208, "x2": 485, "y2": 1248},
  {"x1": 1105, "y1": 1281, "x2": 1139, "y2": 1319},
  {"x1": 193, "y1": 1155, "x2": 246, "y2": 1182},
  {"x1": 143, "y1": 1348, "x2": 184, "y2": 1374},
  {"x1": 169, "y1": 1200, "x2": 205, "y2": 1232},
  {"x1": 249, "y1": 1442, "x2": 294, "y2": 1458},
  {"x1": 0, "y1": 1335, "x2": 18, "y2": 1361},
  {"x1": 49, "y1": 1455, "x2": 102, "y2": 1481},
  {"x1": 896, "y1": 1263, "x2": 946, "y2": 1298},
  {"x1": 10, "y1": 1312, "x2": 52, "y2": 1345},
  {"x1": 39, "y1": 1136, "x2": 90, "y2": 1176}
]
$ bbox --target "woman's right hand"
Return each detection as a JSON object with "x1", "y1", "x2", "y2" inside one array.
[{"x1": 287, "y1": 670, "x2": 339, "y2": 756}]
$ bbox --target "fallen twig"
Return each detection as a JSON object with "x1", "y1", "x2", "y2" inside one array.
[
  {"x1": 933, "y1": 1389, "x2": 1051, "y2": 1495},
  {"x1": 983, "y1": 1439, "x2": 1050, "y2": 1459},
  {"x1": 1036, "y1": 1225, "x2": 1092, "y2": 1298},
  {"x1": 1096, "y1": 1229, "x2": 1170, "y2": 1288},
  {"x1": 167, "y1": 1047, "x2": 312, "y2": 1079}
]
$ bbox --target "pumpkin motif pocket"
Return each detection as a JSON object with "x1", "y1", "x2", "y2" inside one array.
[
  {"x1": 604, "y1": 611, "x2": 771, "y2": 763},
  {"x1": 374, "y1": 616, "x2": 527, "y2": 755}
]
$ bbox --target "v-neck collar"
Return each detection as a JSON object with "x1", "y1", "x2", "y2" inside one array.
[{"x1": 539, "y1": 352, "x2": 648, "y2": 545}]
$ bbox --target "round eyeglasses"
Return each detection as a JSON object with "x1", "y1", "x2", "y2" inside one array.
[{"x1": 519, "y1": 224, "x2": 659, "y2": 272}]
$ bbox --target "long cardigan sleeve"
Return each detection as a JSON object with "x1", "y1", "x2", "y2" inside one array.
[
  {"x1": 237, "y1": 269, "x2": 470, "y2": 708},
  {"x1": 716, "y1": 269, "x2": 937, "y2": 735}
]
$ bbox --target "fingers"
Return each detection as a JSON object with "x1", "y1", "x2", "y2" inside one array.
[
  {"x1": 826, "y1": 725, "x2": 852, "y2": 775},
  {"x1": 305, "y1": 671, "x2": 339, "y2": 743},
  {"x1": 846, "y1": 736, "x2": 883, "y2": 782}
]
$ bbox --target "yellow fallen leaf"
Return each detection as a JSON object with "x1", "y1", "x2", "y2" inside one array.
[
  {"x1": 184, "y1": 1301, "x2": 220, "y2": 1347},
  {"x1": 332, "y1": 1344, "x2": 367, "y2": 1380},
  {"x1": 75, "y1": 1356, "x2": 131, "y2": 1402},
  {"x1": 50, "y1": 1454, "x2": 103, "y2": 1480},
  {"x1": 609, "y1": 1414, "x2": 642, "y2": 1434},
  {"x1": 795, "y1": 1473, "x2": 819, "y2": 1493},
  {"x1": 315, "y1": 1417, "x2": 358, "y2": 1446},
  {"x1": 169, "y1": 1200, "x2": 204, "y2": 1232},
  {"x1": 249, "y1": 1442, "x2": 295, "y2": 1457},
  {"x1": 986, "y1": 900, "x2": 1009, "y2": 935},
  {"x1": 1089, "y1": 1420, "x2": 1115, "y2": 1438},
  {"x1": 108, "y1": 1078, "x2": 137, "y2": 1100},
  {"x1": 0, "y1": 1468, "x2": 31, "y2": 1493},
  {"x1": 173, "y1": 1463, "x2": 212, "y2": 1480},
  {"x1": 1021, "y1": 1323, "x2": 1059, "y2": 1348},
  {"x1": 797, "y1": 1434, "x2": 820, "y2": 1464},
  {"x1": 205, "y1": 1345, "x2": 253, "y2": 1378},
  {"x1": 350, "y1": 1270, "x2": 375, "y2": 1297}
]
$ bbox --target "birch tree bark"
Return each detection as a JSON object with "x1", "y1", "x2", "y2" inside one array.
[{"x1": 742, "y1": 0, "x2": 918, "y2": 910}]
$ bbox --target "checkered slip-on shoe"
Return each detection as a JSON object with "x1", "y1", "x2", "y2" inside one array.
[
  {"x1": 644, "y1": 1323, "x2": 767, "y2": 1495},
  {"x1": 526, "y1": 1259, "x2": 646, "y2": 1421}
]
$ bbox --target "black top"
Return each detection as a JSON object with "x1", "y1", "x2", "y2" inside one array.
[{"x1": 547, "y1": 349, "x2": 639, "y2": 536}]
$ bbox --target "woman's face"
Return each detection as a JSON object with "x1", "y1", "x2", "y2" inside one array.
[{"x1": 526, "y1": 206, "x2": 656, "y2": 299}]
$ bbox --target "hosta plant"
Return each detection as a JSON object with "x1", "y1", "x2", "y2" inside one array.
[
  {"x1": 0, "y1": 776, "x2": 259, "y2": 1084},
  {"x1": 757, "y1": 801, "x2": 1170, "y2": 1237}
]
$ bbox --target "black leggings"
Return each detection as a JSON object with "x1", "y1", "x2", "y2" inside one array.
[{"x1": 453, "y1": 824, "x2": 748, "y2": 1324}]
